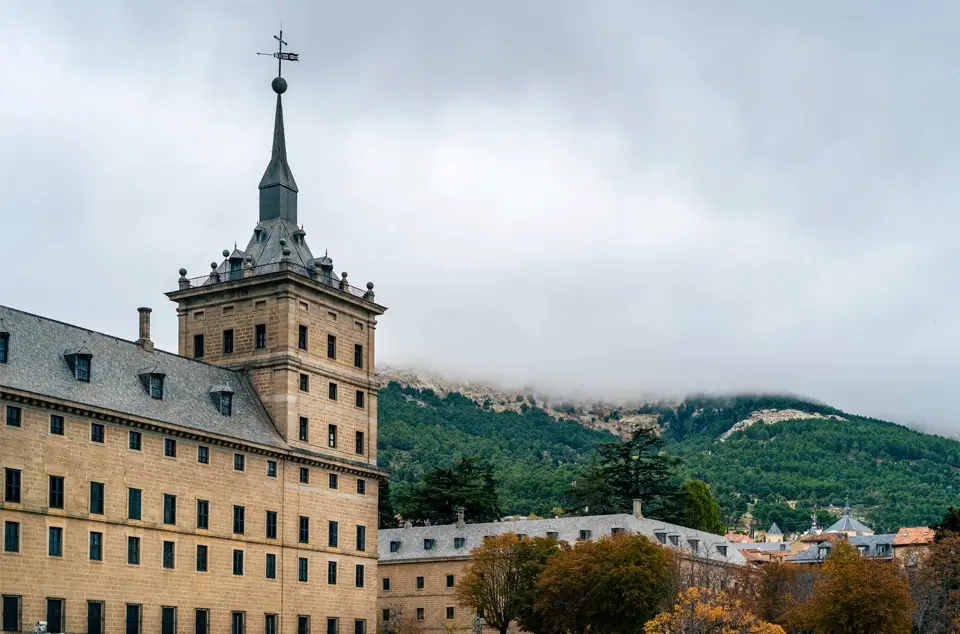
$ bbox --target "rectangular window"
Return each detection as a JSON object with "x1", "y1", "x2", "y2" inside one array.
[
  {"x1": 89, "y1": 531, "x2": 103, "y2": 561},
  {"x1": 50, "y1": 414, "x2": 64, "y2": 435},
  {"x1": 298, "y1": 325, "x2": 308, "y2": 350},
  {"x1": 356, "y1": 525, "x2": 366, "y2": 552},
  {"x1": 353, "y1": 344, "x2": 363, "y2": 369},
  {"x1": 265, "y1": 615, "x2": 278, "y2": 634},
  {"x1": 0, "y1": 333, "x2": 7, "y2": 364},
  {"x1": 446, "y1": 607, "x2": 455, "y2": 620},
  {"x1": 382, "y1": 578, "x2": 391, "y2": 591},
  {"x1": 164, "y1": 438, "x2": 177, "y2": 457},
  {"x1": 197, "y1": 500, "x2": 209, "y2": 529},
  {"x1": 416, "y1": 609, "x2": 424, "y2": 621},
  {"x1": 357, "y1": 479, "x2": 366, "y2": 495},
  {"x1": 355, "y1": 564, "x2": 365, "y2": 588},
  {"x1": 266, "y1": 461, "x2": 277, "y2": 477},
  {"x1": 297, "y1": 616, "x2": 310, "y2": 634},
  {"x1": 126, "y1": 604, "x2": 142, "y2": 634},
  {"x1": 49, "y1": 475, "x2": 64, "y2": 509},
  {"x1": 87, "y1": 601, "x2": 105, "y2": 634},
  {"x1": 299, "y1": 373, "x2": 309, "y2": 392},
  {"x1": 3, "y1": 469, "x2": 20, "y2": 503},
  {"x1": 355, "y1": 431, "x2": 365, "y2": 455},
  {"x1": 355, "y1": 390, "x2": 365, "y2": 409},
  {"x1": 196, "y1": 544, "x2": 208, "y2": 572},
  {"x1": 127, "y1": 536, "x2": 140, "y2": 565},
  {"x1": 299, "y1": 557, "x2": 309, "y2": 582},
  {"x1": 328, "y1": 521, "x2": 338, "y2": 548},
  {"x1": 232, "y1": 612, "x2": 245, "y2": 634},
  {"x1": 327, "y1": 335, "x2": 336, "y2": 359},
  {"x1": 163, "y1": 541, "x2": 175, "y2": 569},
  {"x1": 454, "y1": 537, "x2": 466, "y2": 549},
  {"x1": 382, "y1": 610, "x2": 390, "y2": 622},
  {"x1": 161, "y1": 606, "x2": 177, "y2": 634},
  {"x1": 233, "y1": 549, "x2": 244, "y2": 575},
  {"x1": 446, "y1": 574, "x2": 455, "y2": 588},
  {"x1": 328, "y1": 382, "x2": 337, "y2": 400},
  {"x1": 5, "y1": 406, "x2": 21, "y2": 427},
  {"x1": 194, "y1": 334, "x2": 205, "y2": 358},
  {"x1": 233, "y1": 505, "x2": 245, "y2": 534},
  {"x1": 89, "y1": 481, "x2": 105, "y2": 514},
  {"x1": 223, "y1": 329, "x2": 234, "y2": 354},
  {"x1": 416, "y1": 576, "x2": 424, "y2": 590},
  {"x1": 354, "y1": 621, "x2": 365, "y2": 634},
  {"x1": 195, "y1": 609, "x2": 210, "y2": 634},
  {"x1": 326, "y1": 618, "x2": 338, "y2": 634},
  {"x1": 149, "y1": 375, "x2": 164, "y2": 399},
  {"x1": 299, "y1": 467, "x2": 309, "y2": 484},
  {"x1": 579, "y1": 529, "x2": 592, "y2": 540},
  {"x1": 128, "y1": 430, "x2": 141, "y2": 450},
  {"x1": 255, "y1": 324, "x2": 266, "y2": 349},
  {"x1": 329, "y1": 473, "x2": 338, "y2": 489},
  {"x1": 75, "y1": 356, "x2": 91, "y2": 382},
  {"x1": 220, "y1": 394, "x2": 232, "y2": 416},
  {"x1": 46, "y1": 598, "x2": 64, "y2": 634},
  {"x1": 299, "y1": 516, "x2": 310, "y2": 544},
  {"x1": 266, "y1": 511, "x2": 278, "y2": 539},
  {"x1": 234, "y1": 453, "x2": 245, "y2": 471},
  {"x1": 326, "y1": 560, "x2": 336, "y2": 585},
  {"x1": 265, "y1": 553, "x2": 277, "y2": 579},
  {"x1": 48, "y1": 526, "x2": 63, "y2": 557},
  {"x1": 389, "y1": 541, "x2": 400, "y2": 553},
  {"x1": 299, "y1": 417, "x2": 309, "y2": 441},
  {"x1": 1, "y1": 596, "x2": 20, "y2": 633},
  {"x1": 198, "y1": 446, "x2": 209, "y2": 464},
  {"x1": 164, "y1": 494, "x2": 177, "y2": 525},
  {"x1": 328, "y1": 425, "x2": 337, "y2": 448},
  {"x1": 3, "y1": 522, "x2": 19, "y2": 553},
  {"x1": 90, "y1": 423, "x2": 104, "y2": 443}
]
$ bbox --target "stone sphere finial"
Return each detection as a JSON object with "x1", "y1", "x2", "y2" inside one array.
[
  {"x1": 210, "y1": 262, "x2": 218, "y2": 270},
  {"x1": 222, "y1": 249, "x2": 230, "y2": 258},
  {"x1": 366, "y1": 282, "x2": 374, "y2": 290},
  {"x1": 272, "y1": 77, "x2": 287, "y2": 94},
  {"x1": 279, "y1": 238, "x2": 287, "y2": 247},
  {"x1": 282, "y1": 247, "x2": 292, "y2": 257},
  {"x1": 179, "y1": 268, "x2": 188, "y2": 277}
]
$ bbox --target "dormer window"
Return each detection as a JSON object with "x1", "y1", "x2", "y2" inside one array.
[
  {"x1": 138, "y1": 369, "x2": 166, "y2": 400},
  {"x1": 716, "y1": 545, "x2": 728, "y2": 557},
  {"x1": 454, "y1": 537, "x2": 466, "y2": 549},
  {"x1": 611, "y1": 528, "x2": 624, "y2": 535},
  {"x1": 546, "y1": 532, "x2": 559, "y2": 540},
  {"x1": 687, "y1": 539, "x2": 700, "y2": 552},
  {"x1": 209, "y1": 385, "x2": 235, "y2": 416},
  {"x1": 65, "y1": 349, "x2": 93, "y2": 382},
  {"x1": 579, "y1": 530, "x2": 592, "y2": 540},
  {"x1": 818, "y1": 546, "x2": 829, "y2": 559},
  {"x1": 669, "y1": 535, "x2": 679, "y2": 546},
  {"x1": 0, "y1": 332, "x2": 8, "y2": 363},
  {"x1": 389, "y1": 541, "x2": 401, "y2": 553},
  {"x1": 654, "y1": 531, "x2": 667, "y2": 545},
  {"x1": 423, "y1": 539, "x2": 435, "y2": 550}
]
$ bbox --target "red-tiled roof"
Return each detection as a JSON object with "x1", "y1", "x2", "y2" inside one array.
[{"x1": 893, "y1": 526, "x2": 934, "y2": 546}]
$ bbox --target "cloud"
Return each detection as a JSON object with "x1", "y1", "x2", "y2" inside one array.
[{"x1": 0, "y1": 1, "x2": 957, "y2": 436}]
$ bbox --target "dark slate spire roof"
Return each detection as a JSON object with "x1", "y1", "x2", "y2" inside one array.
[
  {"x1": 259, "y1": 77, "x2": 298, "y2": 223},
  {"x1": 767, "y1": 522, "x2": 782, "y2": 535}
]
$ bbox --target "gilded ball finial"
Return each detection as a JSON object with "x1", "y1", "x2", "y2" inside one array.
[{"x1": 272, "y1": 77, "x2": 287, "y2": 94}]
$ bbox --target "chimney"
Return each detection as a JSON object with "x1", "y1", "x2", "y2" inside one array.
[
  {"x1": 632, "y1": 499, "x2": 642, "y2": 520},
  {"x1": 456, "y1": 506, "x2": 465, "y2": 529},
  {"x1": 137, "y1": 307, "x2": 154, "y2": 352}
]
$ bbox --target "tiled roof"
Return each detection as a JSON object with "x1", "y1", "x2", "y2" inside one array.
[
  {"x1": 725, "y1": 533, "x2": 754, "y2": 543},
  {"x1": 893, "y1": 526, "x2": 935, "y2": 546},
  {"x1": 379, "y1": 514, "x2": 746, "y2": 566},
  {"x1": 0, "y1": 306, "x2": 285, "y2": 448}
]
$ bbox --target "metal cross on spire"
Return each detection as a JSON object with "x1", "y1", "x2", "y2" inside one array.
[{"x1": 257, "y1": 28, "x2": 299, "y2": 77}]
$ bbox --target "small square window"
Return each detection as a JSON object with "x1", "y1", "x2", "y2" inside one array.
[
  {"x1": 355, "y1": 390, "x2": 365, "y2": 409},
  {"x1": 194, "y1": 334, "x2": 205, "y2": 358},
  {"x1": 198, "y1": 446, "x2": 210, "y2": 464},
  {"x1": 129, "y1": 430, "x2": 141, "y2": 450},
  {"x1": 389, "y1": 540, "x2": 400, "y2": 553},
  {"x1": 357, "y1": 479, "x2": 366, "y2": 495},
  {"x1": 90, "y1": 423, "x2": 104, "y2": 443},
  {"x1": 50, "y1": 415, "x2": 64, "y2": 435},
  {"x1": 454, "y1": 537, "x2": 466, "y2": 549},
  {"x1": 300, "y1": 467, "x2": 310, "y2": 484},
  {"x1": 299, "y1": 417, "x2": 309, "y2": 442},
  {"x1": 267, "y1": 461, "x2": 277, "y2": 477},
  {"x1": 223, "y1": 329, "x2": 234, "y2": 354},
  {"x1": 164, "y1": 438, "x2": 177, "y2": 458},
  {"x1": 234, "y1": 454, "x2": 245, "y2": 471},
  {"x1": 329, "y1": 473, "x2": 338, "y2": 489},
  {"x1": 423, "y1": 538, "x2": 435, "y2": 551},
  {"x1": 255, "y1": 324, "x2": 266, "y2": 349},
  {"x1": 328, "y1": 382, "x2": 337, "y2": 401},
  {"x1": 299, "y1": 374, "x2": 309, "y2": 392}
]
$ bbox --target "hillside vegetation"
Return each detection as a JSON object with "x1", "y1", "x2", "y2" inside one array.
[{"x1": 376, "y1": 379, "x2": 960, "y2": 532}]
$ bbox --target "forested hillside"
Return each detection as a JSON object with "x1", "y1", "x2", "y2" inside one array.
[{"x1": 376, "y1": 380, "x2": 960, "y2": 531}]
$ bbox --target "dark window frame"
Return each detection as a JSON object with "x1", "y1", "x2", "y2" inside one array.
[
  {"x1": 355, "y1": 390, "x2": 365, "y2": 409},
  {"x1": 326, "y1": 560, "x2": 336, "y2": 585},
  {"x1": 89, "y1": 531, "x2": 103, "y2": 561},
  {"x1": 355, "y1": 564, "x2": 365, "y2": 588},
  {"x1": 266, "y1": 510, "x2": 278, "y2": 539},
  {"x1": 163, "y1": 494, "x2": 177, "y2": 525},
  {"x1": 299, "y1": 557, "x2": 309, "y2": 582},
  {"x1": 1, "y1": 595, "x2": 21, "y2": 634},
  {"x1": 161, "y1": 606, "x2": 177, "y2": 634},
  {"x1": 162, "y1": 540, "x2": 175, "y2": 569},
  {"x1": 298, "y1": 325, "x2": 308, "y2": 351},
  {"x1": 232, "y1": 549, "x2": 244, "y2": 576},
  {"x1": 299, "y1": 467, "x2": 309, "y2": 484},
  {"x1": 3, "y1": 406, "x2": 18, "y2": 428},
  {"x1": 353, "y1": 344, "x2": 363, "y2": 369},
  {"x1": 299, "y1": 373, "x2": 309, "y2": 392},
  {"x1": 328, "y1": 382, "x2": 337, "y2": 401},
  {"x1": 196, "y1": 544, "x2": 208, "y2": 572},
  {"x1": 233, "y1": 505, "x2": 245, "y2": 534},
  {"x1": 89, "y1": 481, "x2": 105, "y2": 514},
  {"x1": 3, "y1": 522, "x2": 19, "y2": 553},
  {"x1": 194, "y1": 334, "x2": 205, "y2": 359},
  {"x1": 329, "y1": 473, "x2": 338, "y2": 489},
  {"x1": 328, "y1": 521, "x2": 339, "y2": 548},
  {"x1": 87, "y1": 600, "x2": 105, "y2": 634},
  {"x1": 197, "y1": 500, "x2": 209, "y2": 530},
  {"x1": 355, "y1": 430, "x2": 365, "y2": 455},
  {"x1": 234, "y1": 453, "x2": 245, "y2": 472},
  {"x1": 328, "y1": 425, "x2": 337, "y2": 448},
  {"x1": 4, "y1": 469, "x2": 20, "y2": 503},
  {"x1": 127, "y1": 536, "x2": 140, "y2": 565},
  {"x1": 48, "y1": 475, "x2": 65, "y2": 509},
  {"x1": 198, "y1": 446, "x2": 209, "y2": 464},
  {"x1": 223, "y1": 329, "x2": 234, "y2": 354},
  {"x1": 255, "y1": 324, "x2": 266, "y2": 349},
  {"x1": 299, "y1": 516, "x2": 310, "y2": 544},
  {"x1": 164, "y1": 438, "x2": 177, "y2": 458},
  {"x1": 299, "y1": 416, "x2": 309, "y2": 442},
  {"x1": 327, "y1": 335, "x2": 336, "y2": 359},
  {"x1": 0, "y1": 332, "x2": 8, "y2": 364},
  {"x1": 265, "y1": 553, "x2": 277, "y2": 579},
  {"x1": 195, "y1": 609, "x2": 210, "y2": 634},
  {"x1": 128, "y1": 430, "x2": 141, "y2": 450},
  {"x1": 357, "y1": 479, "x2": 366, "y2": 495},
  {"x1": 266, "y1": 460, "x2": 277, "y2": 477},
  {"x1": 48, "y1": 526, "x2": 63, "y2": 557},
  {"x1": 50, "y1": 414, "x2": 64, "y2": 435},
  {"x1": 356, "y1": 525, "x2": 366, "y2": 552},
  {"x1": 90, "y1": 423, "x2": 105, "y2": 443}
]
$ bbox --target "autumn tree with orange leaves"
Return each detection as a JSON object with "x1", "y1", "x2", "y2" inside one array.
[{"x1": 644, "y1": 586, "x2": 785, "y2": 634}]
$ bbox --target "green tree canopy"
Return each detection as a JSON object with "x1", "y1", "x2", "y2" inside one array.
[
  {"x1": 394, "y1": 456, "x2": 501, "y2": 525},
  {"x1": 675, "y1": 479, "x2": 726, "y2": 534}
]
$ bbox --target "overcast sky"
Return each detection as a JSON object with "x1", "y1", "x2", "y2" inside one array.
[{"x1": 1, "y1": 2, "x2": 957, "y2": 436}]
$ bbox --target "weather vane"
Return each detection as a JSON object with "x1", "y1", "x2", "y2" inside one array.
[{"x1": 257, "y1": 28, "x2": 299, "y2": 77}]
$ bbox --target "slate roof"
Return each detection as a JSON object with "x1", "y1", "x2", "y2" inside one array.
[
  {"x1": 379, "y1": 514, "x2": 747, "y2": 566},
  {"x1": 823, "y1": 512, "x2": 873, "y2": 534},
  {"x1": 0, "y1": 306, "x2": 285, "y2": 448},
  {"x1": 786, "y1": 534, "x2": 896, "y2": 563},
  {"x1": 767, "y1": 522, "x2": 782, "y2": 535}
]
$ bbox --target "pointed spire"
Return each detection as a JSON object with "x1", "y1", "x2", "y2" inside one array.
[
  {"x1": 843, "y1": 498, "x2": 851, "y2": 516},
  {"x1": 258, "y1": 77, "x2": 299, "y2": 223}
]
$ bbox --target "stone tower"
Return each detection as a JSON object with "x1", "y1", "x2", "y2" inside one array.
[{"x1": 166, "y1": 74, "x2": 386, "y2": 469}]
